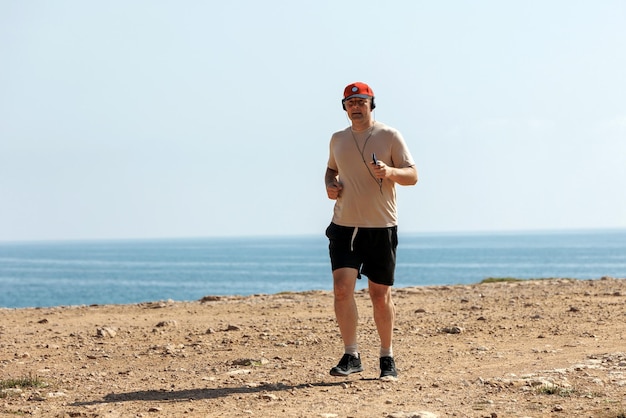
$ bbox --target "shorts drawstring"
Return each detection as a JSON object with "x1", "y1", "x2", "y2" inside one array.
[{"x1": 350, "y1": 227, "x2": 358, "y2": 252}]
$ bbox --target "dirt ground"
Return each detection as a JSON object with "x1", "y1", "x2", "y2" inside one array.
[{"x1": 1, "y1": 277, "x2": 625, "y2": 418}]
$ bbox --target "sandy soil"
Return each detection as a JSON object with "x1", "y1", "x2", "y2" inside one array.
[{"x1": 1, "y1": 277, "x2": 625, "y2": 418}]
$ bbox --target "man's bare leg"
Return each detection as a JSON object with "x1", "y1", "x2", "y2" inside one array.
[
  {"x1": 368, "y1": 280, "x2": 395, "y2": 351},
  {"x1": 333, "y1": 267, "x2": 359, "y2": 349}
]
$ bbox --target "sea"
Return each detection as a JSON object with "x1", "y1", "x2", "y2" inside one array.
[{"x1": 1, "y1": 229, "x2": 625, "y2": 309}]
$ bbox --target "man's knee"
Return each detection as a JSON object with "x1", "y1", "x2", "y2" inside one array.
[
  {"x1": 368, "y1": 283, "x2": 392, "y2": 306},
  {"x1": 333, "y1": 268, "x2": 358, "y2": 300}
]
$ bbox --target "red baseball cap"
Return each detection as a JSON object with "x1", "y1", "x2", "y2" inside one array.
[{"x1": 343, "y1": 82, "x2": 374, "y2": 100}]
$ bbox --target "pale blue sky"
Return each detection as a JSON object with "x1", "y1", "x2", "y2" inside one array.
[{"x1": 1, "y1": 1, "x2": 625, "y2": 241}]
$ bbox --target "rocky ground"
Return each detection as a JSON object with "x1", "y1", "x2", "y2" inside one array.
[{"x1": 1, "y1": 277, "x2": 625, "y2": 418}]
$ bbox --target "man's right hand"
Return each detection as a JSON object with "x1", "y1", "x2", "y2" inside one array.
[{"x1": 326, "y1": 181, "x2": 343, "y2": 200}]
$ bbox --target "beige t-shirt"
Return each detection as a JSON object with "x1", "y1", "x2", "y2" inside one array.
[{"x1": 327, "y1": 121, "x2": 415, "y2": 228}]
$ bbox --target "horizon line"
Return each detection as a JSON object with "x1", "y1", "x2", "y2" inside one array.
[{"x1": 2, "y1": 226, "x2": 625, "y2": 245}]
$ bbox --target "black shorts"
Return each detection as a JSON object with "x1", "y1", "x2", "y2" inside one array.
[{"x1": 325, "y1": 222, "x2": 398, "y2": 286}]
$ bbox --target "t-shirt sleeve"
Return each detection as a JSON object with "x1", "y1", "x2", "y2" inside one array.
[
  {"x1": 327, "y1": 134, "x2": 338, "y2": 171},
  {"x1": 391, "y1": 130, "x2": 415, "y2": 168}
]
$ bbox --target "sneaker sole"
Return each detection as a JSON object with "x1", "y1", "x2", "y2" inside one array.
[
  {"x1": 329, "y1": 367, "x2": 364, "y2": 377},
  {"x1": 379, "y1": 374, "x2": 398, "y2": 381}
]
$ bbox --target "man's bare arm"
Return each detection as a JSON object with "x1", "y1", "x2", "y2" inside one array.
[{"x1": 325, "y1": 167, "x2": 343, "y2": 199}]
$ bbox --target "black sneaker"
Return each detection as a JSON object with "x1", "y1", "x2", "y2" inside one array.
[
  {"x1": 330, "y1": 353, "x2": 363, "y2": 376},
  {"x1": 379, "y1": 356, "x2": 398, "y2": 380}
]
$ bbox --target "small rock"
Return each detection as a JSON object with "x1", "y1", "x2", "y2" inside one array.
[
  {"x1": 199, "y1": 295, "x2": 222, "y2": 302},
  {"x1": 155, "y1": 320, "x2": 178, "y2": 328},
  {"x1": 96, "y1": 327, "x2": 117, "y2": 338},
  {"x1": 28, "y1": 394, "x2": 47, "y2": 401},
  {"x1": 230, "y1": 358, "x2": 268, "y2": 366},
  {"x1": 142, "y1": 301, "x2": 170, "y2": 309},
  {"x1": 440, "y1": 326, "x2": 464, "y2": 334},
  {"x1": 164, "y1": 344, "x2": 184, "y2": 354}
]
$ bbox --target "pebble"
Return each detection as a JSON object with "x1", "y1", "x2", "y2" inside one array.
[
  {"x1": 155, "y1": 320, "x2": 178, "y2": 328},
  {"x1": 440, "y1": 326, "x2": 464, "y2": 334},
  {"x1": 96, "y1": 327, "x2": 117, "y2": 338},
  {"x1": 261, "y1": 393, "x2": 278, "y2": 401}
]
